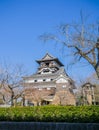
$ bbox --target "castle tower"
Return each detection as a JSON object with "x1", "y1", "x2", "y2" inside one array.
[{"x1": 23, "y1": 53, "x2": 76, "y2": 106}]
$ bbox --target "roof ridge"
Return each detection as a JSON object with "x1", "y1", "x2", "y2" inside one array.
[{"x1": 42, "y1": 53, "x2": 55, "y2": 60}]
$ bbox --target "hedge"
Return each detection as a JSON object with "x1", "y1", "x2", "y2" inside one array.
[{"x1": 0, "y1": 105, "x2": 99, "y2": 123}]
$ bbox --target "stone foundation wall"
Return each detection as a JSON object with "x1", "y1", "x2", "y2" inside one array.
[{"x1": 52, "y1": 90, "x2": 76, "y2": 105}]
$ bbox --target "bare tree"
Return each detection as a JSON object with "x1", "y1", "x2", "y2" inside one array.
[
  {"x1": 0, "y1": 64, "x2": 26, "y2": 106},
  {"x1": 85, "y1": 73, "x2": 99, "y2": 84},
  {"x1": 24, "y1": 87, "x2": 55, "y2": 106},
  {"x1": 40, "y1": 13, "x2": 99, "y2": 79}
]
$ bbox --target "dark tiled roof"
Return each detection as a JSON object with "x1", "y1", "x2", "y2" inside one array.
[
  {"x1": 36, "y1": 53, "x2": 63, "y2": 66},
  {"x1": 23, "y1": 67, "x2": 69, "y2": 80}
]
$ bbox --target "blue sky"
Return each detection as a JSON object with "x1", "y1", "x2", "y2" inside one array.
[{"x1": 0, "y1": 0, "x2": 99, "y2": 83}]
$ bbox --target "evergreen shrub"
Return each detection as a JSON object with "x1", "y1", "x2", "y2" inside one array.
[{"x1": 0, "y1": 105, "x2": 99, "y2": 123}]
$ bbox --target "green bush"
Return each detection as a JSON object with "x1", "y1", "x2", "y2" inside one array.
[{"x1": 0, "y1": 105, "x2": 99, "y2": 122}]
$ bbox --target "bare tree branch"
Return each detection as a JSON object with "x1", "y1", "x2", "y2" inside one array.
[{"x1": 40, "y1": 13, "x2": 99, "y2": 79}]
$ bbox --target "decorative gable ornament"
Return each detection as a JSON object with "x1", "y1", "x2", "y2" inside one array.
[
  {"x1": 42, "y1": 53, "x2": 54, "y2": 60},
  {"x1": 55, "y1": 75, "x2": 68, "y2": 83}
]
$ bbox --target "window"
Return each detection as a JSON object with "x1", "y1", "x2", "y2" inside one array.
[
  {"x1": 43, "y1": 69, "x2": 49, "y2": 73},
  {"x1": 34, "y1": 80, "x2": 37, "y2": 82},
  {"x1": 43, "y1": 79, "x2": 46, "y2": 82},
  {"x1": 46, "y1": 63, "x2": 49, "y2": 66}
]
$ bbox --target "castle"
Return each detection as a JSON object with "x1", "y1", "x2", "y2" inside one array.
[{"x1": 23, "y1": 53, "x2": 76, "y2": 106}]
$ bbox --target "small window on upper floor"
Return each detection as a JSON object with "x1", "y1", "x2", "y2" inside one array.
[
  {"x1": 45, "y1": 62, "x2": 49, "y2": 66},
  {"x1": 43, "y1": 79, "x2": 46, "y2": 82},
  {"x1": 43, "y1": 69, "x2": 50, "y2": 73},
  {"x1": 34, "y1": 80, "x2": 37, "y2": 82}
]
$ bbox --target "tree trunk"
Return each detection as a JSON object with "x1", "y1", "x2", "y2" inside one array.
[
  {"x1": 95, "y1": 44, "x2": 99, "y2": 79},
  {"x1": 22, "y1": 96, "x2": 25, "y2": 106},
  {"x1": 14, "y1": 99, "x2": 17, "y2": 107},
  {"x1": 95, "y1": 66, "x2": 99, "y2": 79},
  {"x1": 11, "y1": 91, "x2": 14, "y2": 106}
]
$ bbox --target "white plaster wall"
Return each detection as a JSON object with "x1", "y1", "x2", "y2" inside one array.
[{"x1": 25, "y1": 80, "x2": 34, "y2": 83}]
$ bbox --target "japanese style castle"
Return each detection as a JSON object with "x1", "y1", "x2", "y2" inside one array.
[{"x1": 23, "y1": 53, "x2": 76, "y2": 106}]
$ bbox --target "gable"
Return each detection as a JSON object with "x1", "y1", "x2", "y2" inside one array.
[
  {"x1": 42, "y1": 53, "x2": 54, "y2": 60},
  {"x1": 56, "y1": 75, "x2": 68, "y2": 83}
]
